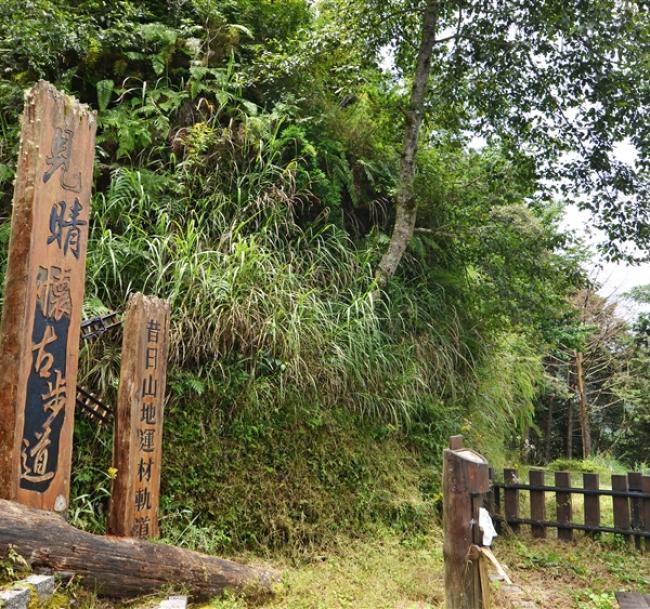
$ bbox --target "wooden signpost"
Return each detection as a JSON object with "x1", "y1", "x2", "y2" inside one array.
[
  {"x1": 108, "y1": 293, "x2": 170, "y2": 538},
  {"x1": 443, "y1": 435, "x2": 491, "y2": 609},
  {"x1": 0, "y1": 81, "x2": 96, "y2": 512}
]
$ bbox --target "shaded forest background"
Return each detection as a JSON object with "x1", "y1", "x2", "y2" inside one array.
[{"x1": 0, "y1": 0, "x2": 650, "y2": 556}]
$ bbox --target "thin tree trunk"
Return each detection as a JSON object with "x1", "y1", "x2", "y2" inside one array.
[
  {"x1": 375, "y1": 1, "x2": 439, "y2": 288},
  {"x1": 566, "y1": 400, "x2": 574, "y2": 459},
  {"x1": 544, "y1": 397, "x2": 554, "y2": 463},
  {"x1": 575, "y1": 350, "x2": 592, "y2": 458}
]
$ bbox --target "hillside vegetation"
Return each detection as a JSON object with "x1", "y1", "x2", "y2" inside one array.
[{"x1": 1, "y1": 0, "x2": 650, "y2": 564}]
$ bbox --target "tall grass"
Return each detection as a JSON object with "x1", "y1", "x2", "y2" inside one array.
[
  {"x1": 70, "y1": 89, "x2": 542, "y2": 551},
  {"x1": 83, "y1": 107, "x2": 510, "y2": 431}
]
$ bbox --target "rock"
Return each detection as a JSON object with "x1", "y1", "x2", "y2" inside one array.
[
  {"x1": 25, "y1": 575, "x2": 55, "y2": 601},
  {"x1": 158, "y1": 596, "x2": 188, "y2": 609},
  {"x1": 0, "y1": 575, "x2": 55, "y2": 609},
  {"x1": 0, "y1": 587, "x2": 31, "y2": 609}
]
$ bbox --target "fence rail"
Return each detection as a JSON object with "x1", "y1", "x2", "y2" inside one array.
[{"x1": 489, "y1": 468, "x2": 650, "y2": 550}]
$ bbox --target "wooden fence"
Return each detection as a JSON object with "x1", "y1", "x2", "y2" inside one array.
[{"x1": 489, "y1": 468, "x2": 650, "y2": 549}]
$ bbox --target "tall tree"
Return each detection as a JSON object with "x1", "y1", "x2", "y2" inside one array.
[
  {"x1": 375, "y1": 1, "x2": 439, "y2": 287},
  {"x1": 338, "y1": 0, "x2": 650, "y2": 283}
]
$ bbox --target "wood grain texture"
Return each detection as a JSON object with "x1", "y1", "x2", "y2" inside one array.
[
  {"x1": 612, "y1": 474, "x2": 632, "y2": 544},
  {"x1": 108, "y1": 293, "x2": 170, "y2": 538},
  {"x1": 583, "y1": 473, "x2": 600, "y2": 537},
  {"x1": 0, "y1": 499, "x2": 277, "y2": 600},
  {"x1": 443, "y1": 446, "x2": 490, "y2": 609},
  {"x1": 642, "y1": 476, "x2": 650, "y2": 552},
  {"x1": 628, "y1": 472, "x2": 643, "y2": 550},
  {"x1": 529, "y1": 470, "x2": 545, "y2": 539},
  {"x1": 0, "y1": 81, "x2": 96, "y2": 512},
  {"x1": 504, "y1": 468, "x2": 519, "y2": 533},
  {"x1": 555, "y1": 471, "x2": 573, "y2": 541}
]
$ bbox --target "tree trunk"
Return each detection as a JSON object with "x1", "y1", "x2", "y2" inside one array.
[
  {"x1": 544, "y1": 397, "x2": 554, "y2": 463},
  {"x1": 375, "y1": 0, "x2": 439, "y2": 288},
  {"x1": 566, "y1": 399, "x2": 574, "y2": 459},
  {"x1": 0, "y1": 499, "x2": 277, "y2": 600},
  {"x1": 574, "y1": 350, "x2": 592, "y2": 458}
]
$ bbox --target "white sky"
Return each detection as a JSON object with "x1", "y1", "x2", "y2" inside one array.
[
  {"x1": 562, "y1": 141, "x2": 650, "y2": 321},
  {"x1": 562, "y1": 204, "x2": 650, "y2": 319}
]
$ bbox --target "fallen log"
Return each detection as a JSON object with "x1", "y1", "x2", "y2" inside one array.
[{"x1": 0, "y1": 499, "x2": 278, "y2": 600}]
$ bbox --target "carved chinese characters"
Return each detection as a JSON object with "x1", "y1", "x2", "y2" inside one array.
[
  {"x1": 0, "y1": 81, "x2": 96, "y2": 511},
  {"x1": 108, "y1": 294, "x2": 170, "y2": 538}
]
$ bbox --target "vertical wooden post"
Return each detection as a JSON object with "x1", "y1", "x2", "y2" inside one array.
[
  {"x1": 642, "y1": 476, "x2": 650, "y2": 552},
  {"x1": 493, "y1": 485, "x2": 502, "y2": 534},
  {"x1": 555, "y1": 471, "x2": 573, "y2": 541},
  {"x1": 583, "y1": 473, "x2": 600, "y2": 537},
  {"x1": 529, "y1": 469, "x2": 546, "y2": 538},
  {"x1": 628, "y1": 472, "x2": 643, "y2": 550},
  {"x1": 108, "y1": 293, "x2": 170, "y2": 538},
  {"x1": 443, "y1": 439, "x2": 490, "y2": 609},
  {"x1": 486, "y1": 467, "x2": 496, "y2": 516},
  {"x1": 0, "y1": 81, "x2": 96, "y2": 513},
  {"x1": 504, "y1": 468, "x2": 519, "y2": 533},
  {"x1": 449, "y1": 435, "x2": 464, "y2": 450},
  {"x1": 612, "y1": 474, "x2": 631, "y2": 544}
]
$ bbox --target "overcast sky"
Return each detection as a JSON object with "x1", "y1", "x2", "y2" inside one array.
[{"x1": 563, "y1": 141, "x2": 649, "y2": 320}]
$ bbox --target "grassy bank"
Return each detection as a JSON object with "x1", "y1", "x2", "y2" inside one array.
[{"x1": 4, "y1": 526, "x2": 649, "y2": 609}]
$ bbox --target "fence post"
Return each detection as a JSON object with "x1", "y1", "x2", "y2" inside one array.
[
  {"x1": 612, "y1": 474, "x2": 631, "y2": 544},
  {"x1": 529, "y1": 469, "x2": 546, "y2": 538},
  {"x1": 555, "y1": 471, "x2": 573, "y2": 541},
  {"x1": 486, "y1": 467, "x2": 495, "y2": 514},
  {"x1": 443, "y1": 436, "x2": 490, "y2": 609},
  {"x1": 449, "y1": 435, "x2": 465, "y2": 450},
  {"x1": 583, "y1": 473, "x2": 600, "y2": 537},
  {"x1": 643, "y1": 476, "x2": 650, "y2": 553},
  {"x1": 492, "y1": 472, "x2": 502, "y2": 534},
  {"x1": 504, "y1": 468, "x2": 519, "y2": 533},
  {"x1": 628, "y1": 472, "x2": 643, "y2": 550}
]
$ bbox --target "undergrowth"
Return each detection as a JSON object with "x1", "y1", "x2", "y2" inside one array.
[{"x1": 0, "y1": 0, "x2": 582, "y2": 558}]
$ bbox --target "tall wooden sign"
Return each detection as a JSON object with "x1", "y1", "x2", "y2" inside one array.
[
  {"x1": 108, "y1": 293, "x2": 170, "y2": 538},
  {"x1": 0, "y1": 81, "x2": 96, "y2": 512}
]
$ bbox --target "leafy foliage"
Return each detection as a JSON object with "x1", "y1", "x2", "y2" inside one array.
[{"x1": 0, "y1": 0, "x2": 613, "y2": 553}]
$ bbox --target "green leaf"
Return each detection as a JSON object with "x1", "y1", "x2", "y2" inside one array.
[
  {"x1": 96, "y1": 79, "x2": 114, "y2": 112},
  {"x1": 152, "y1": 55, "x2": 166, "y2": 76}
]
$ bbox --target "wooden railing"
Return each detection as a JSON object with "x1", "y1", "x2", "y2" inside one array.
[{"x1": 489, "y1": 468, "x2": 650, "y2": 549}]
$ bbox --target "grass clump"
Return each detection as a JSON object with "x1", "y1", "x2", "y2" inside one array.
[
  {"x1": 497, "y1": 534, "x2": 650, "y2": 609},
  {"x1": 202, "y1": 529, "x2": 445, "y2": 609},
  {"x1": 547, "y1": 456, "x2": 628, "y2": 476}
]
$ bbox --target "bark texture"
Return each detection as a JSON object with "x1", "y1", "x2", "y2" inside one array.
[
  {"x1": 575, "y1": 350, "x2": 592, "y2": 458},
  {"x1": 375, "y1": 1, "x2": 439, "y2": 287},
  {"x1": 0, "y1": 499, "x2": 278, "y2": 600},
  {"x1": 442, "y1": 443, "x2": 490, "y2": 609}
]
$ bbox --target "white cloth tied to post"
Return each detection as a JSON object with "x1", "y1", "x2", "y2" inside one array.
[{"x1": 479, "y1": 507, "x2": 498, "y2": 546}]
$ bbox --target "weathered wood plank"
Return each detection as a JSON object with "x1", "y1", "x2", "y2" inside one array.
[
  {"x1": 529, "y1": 469, "x2": 545, "y2": 539},
  {"x1": 643, "y1": 476, "x2": 650, "y2": 552},
  {"x1": 443, "y1": 444, "x2": 490, "y2": 609},
  {"x1": 0, "y1": 81, "x2": 96, "y2": 512},
  {"x1": 612, "y1": 474, "x2": 631, "y2": 544},
  {"x1": 504, "y1": 468, "x2": 519, "y2": 533},
  {"x1": 583, "y1": 473, "x2": 600, "y2": 537},
  {"x1": 108, "y1": 293, "x2": 170, "y2": 539},
  {"x1": 629, "y1": 472, "x2": 643, "y2": 549},
  {"x1": 555, "y1": 471, "x2": 573, "y2": 541}
]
